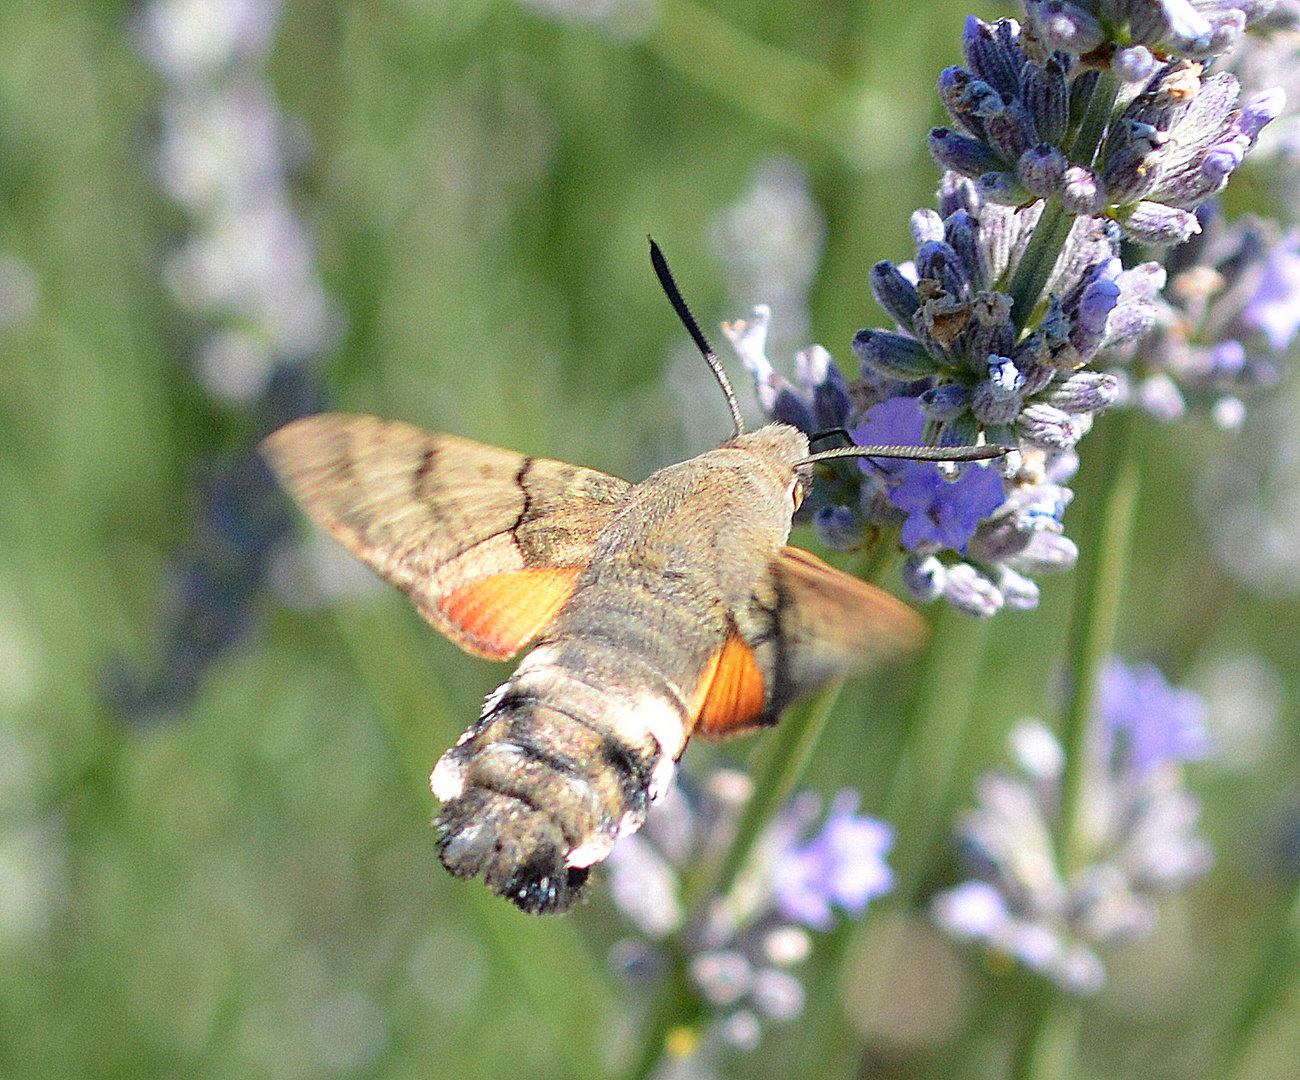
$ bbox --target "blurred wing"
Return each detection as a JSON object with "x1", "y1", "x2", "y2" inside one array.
[
  {"x1": 693, "y1": 546, "x2": 927, "y2": 737},
  {"x1": 261, "y1": 413, "x2": 633, "y2": 659}
]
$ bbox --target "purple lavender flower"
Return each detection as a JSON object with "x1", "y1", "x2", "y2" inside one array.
[
  {"x1": 854, "y1": 398, "x2": 1006, "y2": 554},
  {"x1": 772, "y1": 791, "x2": 894, "y2": 930},
  {"x1": 1097, "y1": 658, "x2": 1211, "y2": 772}
]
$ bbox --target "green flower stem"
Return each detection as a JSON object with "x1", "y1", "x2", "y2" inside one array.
[
  {"x1": 1015, "y1": 998, "x2": 1083, "y2": 1080},
  {"x1": 1013, "y1": 410, "x2": 1139, "y2": 1080},
  {"x1": 1057, "y1": 409, "x2": 1138, "y2": 875},
  {"x1": 882, "y1": 604, "x2": 990, "y2": 900},
  {"x1": 1065, "y1": 69, "x2": 1122, "y2": 167},
  {"x1": 1006, "y1": 198, "x2": 1074, "y2": 333},
  {"x1": 1217, "y1": 869, "x2": 1300, "y2": 1079}
]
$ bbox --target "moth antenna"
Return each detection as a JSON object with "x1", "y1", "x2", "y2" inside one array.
[
  {"x1": 649, "y1": 237, "x2": 746, "y2": 437},
  {"x1": 797, "y1": 443, "x2": 1013, "y2": 466}
]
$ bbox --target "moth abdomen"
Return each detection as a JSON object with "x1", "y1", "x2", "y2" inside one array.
[
  {"x1": 435, "y1": 787, "x2": 589, "y2": 914},
  {"x1": 431, "y1": 673, "x2": 666, "y2": 914}
]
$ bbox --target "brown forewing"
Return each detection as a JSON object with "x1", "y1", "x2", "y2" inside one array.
[{"x1": 260, "y1": 414, "x2": 634, "y2": 658}]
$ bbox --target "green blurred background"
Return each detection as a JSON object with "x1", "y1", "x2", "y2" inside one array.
[{"x1": 3, "y1": 0, "x2": 1300, "y2": 1077}]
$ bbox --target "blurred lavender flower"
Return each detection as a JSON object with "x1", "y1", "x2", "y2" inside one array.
[
  {"x1": 606, "y1": 773, "x2": 893, "y2": 1054},
  {"x1": 1097, "y1": 657, "x2": 1212, "y2": 771},
  {"x1": 933, "y1": 660, "x2": 1213, "y2": 994},
  {"x1": 1100, "y1": 204, "x2": 1300, "y2": 424},
  {"x1": 1019, "y1": 1, "x2": 1282, "y2": 67},
  {"x1": 772, "y1": 790, "x2": 894, "y2": 930},
  {"x1": 110, "y1": 0, "x2": 334, "y2": 718}
]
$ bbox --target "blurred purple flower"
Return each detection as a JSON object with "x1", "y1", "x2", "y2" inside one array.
[
  {"x1": 1097, "y1": 657, "x2": 1210, "y2": 773},
  {"x1": 773, "y1": 791, "x2": 894, "y2": 930},
  {"x1": 854, "y1": 396, "x2": 1006, "y2": 554},
  {"x1": 1241, "y1": 233, "x2": 1300, "y2": 351}
]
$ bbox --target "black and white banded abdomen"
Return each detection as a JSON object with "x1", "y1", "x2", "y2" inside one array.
[{"x1": 430, "y1": 642, "x2": 689, "y2": 914}]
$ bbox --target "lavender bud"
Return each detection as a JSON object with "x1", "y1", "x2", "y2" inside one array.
[
  {"x1": 961, "y1": 16, "x2": 1025, "y2": 101},
  {"x1": 1018, "y1": 144, "x2": 1068, "y2": 198},
  {"x1": 938, "y1": 68, "x2": 1000, "y2": 137},
  {"x1": 1071, "y1": 277, "x2": 1121, "y2": 359},
  {"x1": 966, "y1": 510, "x2": 1034, "y2": 564},
  {"x1": 1136, "y1": 0, "x2": 1213, "y2": 54},
  {"x1": 1212, "y1": 396, "x2": 1246, "y2": 429},
  {"x1": 772, "y1": 386, "x2": 816, "y2": 434},
  {"x1": 943, "y1": 562, "x2": 1003, "y2": 617},
  {"x1": 691, "y1": 951, "x2": 754, "y2": 1005},
  {"x1": 1112, "y1": 45, "x2": 1157, "y2": 84},
  {"x1": 1199, "y1": 141, "x2": 1245, "y2": 191},
  {"x1": 910, "y1": 207, "x2": 946, "y2": 245},
  {"x1": 1104, "y1": 141, "x2": 1162, "y2": 205},
  {"x1": 1009, "y1": 529, "x2": 1078, "y2": 574},
  {"x1": 1060, "y1": 165, "x2": 1106, "y2": 215},
  {"x1": 1021, "y1": 56, "x2": 1070, "y2": 147},
  {"x1": 1017, "y1": 401, "x2": 1086, "y2": 449},
  {"x1": 971, "y1": 358, "x2": 1026, "y2": 425},
  {"x1": 994, "y1": 565, "x2": 1041, "y2": 610},
  {"x1": 945, "y1": 210, "x2": 989, "y2": 291},
  {"x1": 752, "y1": 969, "x2": 806, "y2": 1021},
  {"x1": 975, "y1": 170, "x2": 1034, "y2": 207},
  {"x1": 919, "y1": 382, "x2": 972, "y2": 421},
  {"x1": 1024, "y1": 2, "x2": 1106, "y2": 52},
  {"x1": 932, "y1": 880, "x2": 1007, "y2": 939},
  {"x1": 1137, "y1": 372, "x2": 1187, "y2": 421},
  {"x1": 853, "y1": 328, "x2": 940, "y2": 379},
  {"x1": 916, "y1": 240, "x2": 973, "y2": 298},
  {"x1": 901, "y1": 553, "x2": 946, "y2": 603},
  {"x1": 1234, "y1": 88, "x2": 1286, "y2": 142},
  {"x1": 1208, "y1": 339, "x2": 1245, "y2": 377},
  {"x1": 930, "y1": 127, "x2": 1007, "y2": 180},
  {"x1": 985, "y1": 100, "x2": 1039, "y2": 169},
  {"x1": 871, "y1": 261, "x2": 922, "y2": 325},
  {"x1": 1041, "y1": 371, "x2": 1121, "y2": 413},
  {"x1": 1102, "y1": 262, "x2": 1166, "y2": 345},
  {"x1": 1112, "y1": 201, "x2": 1201, "y2": 247}
]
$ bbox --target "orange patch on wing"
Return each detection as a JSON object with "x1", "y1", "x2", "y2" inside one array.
[
  {"x1": 439, "y1": 567, "x2": 582, "y2": 660},
  {"x1": 693, "y1": 631, "x2": 768, "y2": 738}
]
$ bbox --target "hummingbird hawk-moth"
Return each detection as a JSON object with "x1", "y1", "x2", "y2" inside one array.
[{"x1": 261, "y1": 242, "x2": 1004, "y2": 914}]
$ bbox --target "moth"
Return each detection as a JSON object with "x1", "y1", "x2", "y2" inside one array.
[{"x1": 261, "y1": 242, "x2": 1005, "y2": 914}]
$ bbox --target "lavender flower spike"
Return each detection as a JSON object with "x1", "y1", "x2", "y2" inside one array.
[{"x1": 772, "y1": 790, "x2": 894, "y2": 930}]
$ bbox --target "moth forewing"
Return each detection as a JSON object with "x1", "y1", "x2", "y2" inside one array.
[{"x1": 260, "y1": 413, "x2": 633, "y2": 658}]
